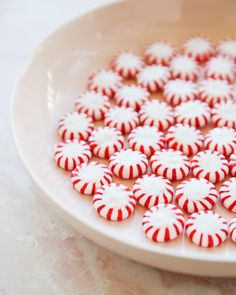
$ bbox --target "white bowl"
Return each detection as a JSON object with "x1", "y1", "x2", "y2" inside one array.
[{"x1": 11, "y1": 0, "x2": 236, "y2": 277}]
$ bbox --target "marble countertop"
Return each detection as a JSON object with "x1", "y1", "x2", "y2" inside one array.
[{"x1": 1, "y1": 0, "x2": 236, "y2": 294}]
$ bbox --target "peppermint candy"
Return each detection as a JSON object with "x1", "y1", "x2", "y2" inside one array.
[
  {"x1": 110, "y1": 51, "x2": 144, "y2": 79},
  {"x1": 175, "y1": 100, "x2": 211, "y2": 128},
  {"x1": 204, "y1": 55, "x2": 235, "y2": 83},
  {"x1": 139, "y1": 100, "x2": 174, "y2": 131},
  {"x1": 133, "y1": 174, "x2": 174, "y2": 208},
  {"x1": 219, "y1": 178, "x2": 236, "y2": 212},
  {"x1": 108, "y1": 149, "x2": 148, "y2": 179},
  {"x1": 163, "y1": 79, "x2": 199, "y2": 106},
  {"x1": 211, "y1": 101, "x2": 236, "y2": 129},
  {"x1": 71, "y1": 161, "x2": 113, "y2": 195},
  {"x1": 150, "y1": 149, "x2": 190, "y2": 181},
  {"x1": 144, "y1": 41, "x2": 176, "y2": 65},
  {"x1": 89, "y1": 127, "x2": 124, "y2": 158},
  {"x1": 54, "y1": 140, "x2": 91, "y2": 171},
  {"x1": 93, "y1": 183, "x2": 136, "y2": 221},
  {"x1": 142, "y1": 204, "x2": 185, "y2": 242},
  {"x1": 191, "y1": 150, "x2": 229, "y2": 183},
  {"x1": 217, "y1": 39, "x2": 236, "y2": 62},
  {"x1": 169, "y1": 55, "x2": 200, "y2": 81},
  {"x1": 229, "y1": 218, "x2": 236, "y2": 243},
  {"x1": 199, "y1": 79, "x2": 235, "y2": 107},
  {"x1": 229, "y1": 152, "x2": 236, "y2": 177},
  {"x1": 185, "y1": 211, "x2": 228, "y2": 248},
  {"x1": 182, "y1": 36, "x2": 214, "y2": 63},
  {"x1": 166, "y1": 124, "x2": 203, "y2": 156},
  {"x1": 104, "y1": 106, "x2": 139, "y2": 134},
  {"x1": 58, "y1": 112, "x2": 94, "y2": 141},
  {"x1": 115, "y1": 84, "x2": 150, "y2": 111},
  {"x1": 87, "y1": 68, "x2": 123, "y2": 98},
  {"x1": 175, "y1": 178, "x2": 218, "y2": 214},
  {"x1": 127, "y1": 126, "x2": 165, "y2": 157},
  {"x1": 136, "y1": 65, "x2": 171, "y2": 92},
  {"x1": 204, "y1": 127, "x2": 236, "y2": 156},
  {"x1": 74, "y1": 91, "x2": 111, "y2": 120}
]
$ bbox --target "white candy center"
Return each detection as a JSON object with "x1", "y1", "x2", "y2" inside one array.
[
  {"x1": 101, "y1": 185, "x2": 130, "y2": 207},
  {"x1": 64, "y1": 113, "x2": 89, "y2": 132},
  {"x1": 117, "y1": 52, "x2": 140, "y2": 67},
  {"x1": 150, "y1": 207, "x2": 176, "y2": 228},
  {"x1": 183, "y1": 179, "x2": 211, "y2": 201},
  {"x1": 192, "y1": 213, "x2": 223, "y2": 234},
  {"x1": 115, "y1": 150, "x2": 142, "y2": 165},
  {"x1": 208, "y1": 57, "x2": 233, "y2": 74},
  {"x1": 158, "y1": 151, "x2": 184, "y2": 168},
  {"x1": 217, "y1": 103, "x2": 236, "y2": 120},
  {"x1": 140, "y1": 66, "x2": 168, "y2": 81},
  {"x1": 133, "y1": 127, "x2": 161, "y2": 145},
  {"x1": 118, "y1": 85, "x2": 145, "y2": 102},
  {"x1": 109, "y1": 107, "x2": 136, "y2": 123},
  {"x1": 185, "y1": 38, "x2": 210, "y2": 53},
  {"x1": 94, "y1": 70, "x2": 118, "y2": 87},
  {"x1": 144, "y1": 101, "x2": 170, "y2": 119},
  {"x1": 93, "y1": 128, "x2": 118, "y2": 146},
  {"x1": 79, "y1": 92, "x2": 106, "y2": 108},
  {"x1": 177, "y1": 101, "x2": 206, "y2": 118},
  {"x1": 166, "y1": 80, "x2": 195, "y2": 96},
  {"x1": 219, "y1": 41, "x2": 236, "y2": 56},
  {"x1": 139, "y1": 176, "x2": 166, "y2": 195},
  {"x1": 229, "y1": 180, "x2": 236, "y2": 198},
  {"x1": 62, "y1": 142, "x2": 85, "y2": 157},
  {"x1": 209, "y1": 128, "x2": 235, "y2": 144},
  {"x1": 173, "y1": 125, "x2": 198, "y2": 144},
  {"x1": 79, "y1": 164, "x2": 105, "y2": 182},
  {"x1": 148, "y1": 42, "x2": 173, "y2": 58},
  {"x1": 203, "y1": 79, "x2": 230, "y2": 96},
  {"x1": 172, "y1": 56, "x2": 195, "y2": 72},
  {"x1": 198, "y1": 153, "x2": 222, "y2": 171}
]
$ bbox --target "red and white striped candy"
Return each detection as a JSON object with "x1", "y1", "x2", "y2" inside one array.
[
  {"x1": 87, "y1": 68, "x2": 123, "y2": 98},
  {"x1": 185, "y1": 211, "x2": 228, "y2": 248},
  {"x1": 204, "y1": 55, "x2": 235, "y2": 83},
  {"x1": 71, "y1": 161, "x2": 113, "y2": 195},
  {"x1": 93, "y1": 183, "x2": 136, "y2": 221},
  {"x1": 136, "y1": 65, "x2": 171, "y2": 92},
  {"x1": 54, "y1": 140, "x2": 91, "y2": 171},
  {"x1": 88, "y1": 127, "x2": 125, "y2": 158},
  {"x1": 150, "y1": 149, "x2": 190, "y2": 181},
  {"x1": 182, "y1": 36, "x2": 214, "y2": 63},
  {"x1": 212, "y1": 101, "x2": 236, "y2": 130},
  {"x1": 175, "y1": 178, "x2": 218, "y2": 214},
  {"x1": 133, "y1": 174, "x2": 174, "y2": 208},
  {"x1": 204, "y1": 127, "x2": 236, "y2": 157},
  {"x1": 144, "y1": 41, "x2": 177, "y2": 66},
  {"x1": 108, "y1": 149, "x2": 148, "y2": 179},
  {"x1": 104, "y1": 106, "x2": 139, "y2": 134},
  {"x1": 74, "y1": 91, "x2": 111, "y2": 120},
  {"x1": 163, "y1": 79, "x2": 198, "y2": 106},
  {"x1": 199, "y1": 79, "x2": 235, "y2": 108},
  {"x1": 229, "y1": 152, "x2": 236, "y2": 177},
  {"x1": 229, "y1": 218, "x2": 236, "y2": 243},
  {"x1": 142, "y1": 204, "x2": 185, "y2": 242},
  {"x1": 166, "y1": 124, "x2": 203, "y2": 156},
  {"x1": 139, "y1": 100, "x2": 174, "y2": 131},
  {"x1": 115, "y1": 84, "x2": 150, "y2": 111},
  {"x1": 217, "y1": 39, "x2": 236, "y2": 62},
  {"x1": 110, "y1": 51, "x2": 144, "y2": 79},
  {"x1": 58, "y1": 112, "x2": 94, "y2": 141},
  {"x1": 191, "y1": 150, "x2": 229, "y2": 183},
  {"x1": 169, "y1": 55, "x2": 200, "y2": 81},
  {"x1": 127, "y1": 126, "x2": 165, "y2": 157},
  {"x1": 175, "y1": 100, "x2": 211, "y2": 128},
  {"x1": 219, "y1": 178, "x2": 236, "y2": 213}
]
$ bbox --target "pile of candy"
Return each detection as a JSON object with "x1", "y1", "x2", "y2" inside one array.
[{"x1": 54, "y1": 37, "x2": 236, "y2": 248}]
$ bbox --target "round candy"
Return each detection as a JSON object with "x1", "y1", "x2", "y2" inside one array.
[
  {"x1": 110, "y1": 51, "x2": 144, "y2": 79},
  {"x1": 229, "y1": 218, "x2": 236, "y2": 243},
  {"x1": 199, "y1": 78, "x2": 235, "y2": 107},
  {"x1": 204, "y1": 55, "x2": 235, "y2": 83},
  {"x1": 229, "y1": 152, "x2": 236, "y2": 177},
  {"x1": 93, "y1": 183, "x2": 136, "y2": 221},
  {"x1": 88, "y1": 127, "x2": 125, "y2": 158},
  {"x1": 133, "y1": 174, "x2": 174, "y2": 208},
  {"x1": 175, "y1": 100, "x2": 211, "y2": 128},
  {"x1": 211, "y1": 101, "x2": 236, "y2": 129},
  {"x1": 87, "y1": 68, "x2": 123, "y2": 98},
  {"x1": 191, "y1": 150, "x2": 229, "y2": 183},
  {"x1": 185, "y1": 211, "x2": 228, "y2": 248},
  {"x1": 217, "y1": 39, "x2": 236, "y2": 62},
  {"x1": 74, "y1": 91, "x2": 111, "y2": 120},
  {"x1": 115, "y1": 84, "x2": 150, "y2": 111},
  {"x1": 142, "y1": 204, "x2": 185, "y2": 243},
  {"x1": 54, "y1": 140, "x2": 92, "y2": 171},
  {"x1": 204, "y1": 127, "x2": 236, "y2": 157},
  {"x1": 58, "y1": 112, "x2": 94, "y2": 141},
  {"x1": 163, "y1": 79, "x2": 199, "y2": 106},
  {"x1": 71, "y1": 161, "x2": 113, "y2": 195},
  {"x1": 150, "y1": 149, "x2": 190, "y2": 181},
  {"x1": 166, "y1": 124, "x2": 203, "y2": 156},
  {"x1": 139, "y1": 100, "x2": 174, "y2": 131},
  {"x1": 144, "y1": 41, "x2": 177, "y2": 65},
  {"x1": 169, "y1": 55, "x2": 200, "y2": 81},
  {"x1": 175, "y1": 178, "x2": 218, "y2": 214},
  {"x1": 219, "y1": 178, "x2": 236, "y2": 213},
  {"x1": 136, "y1": 65, "x2": 171, "y2": 92},
  {"x1": 104, "y1": 106, "x2": 139, "y2": 134},
  {"x1": 108, "y1": 149, "x2": 148, "y2": 179},
  {"x1": 128, "y1": 126, "x2": 165, "y2": 157},
  {"x1": 182, "y1": 36, "x2": 214, "y2": 63}
]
